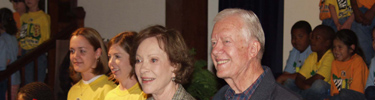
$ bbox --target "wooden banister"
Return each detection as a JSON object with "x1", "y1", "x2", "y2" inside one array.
[{"x1": 0, "y1": 23, "x2": 77, "y2": 82}]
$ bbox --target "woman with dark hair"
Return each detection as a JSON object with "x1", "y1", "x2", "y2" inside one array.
[
  {"x1": 131, "y1": 25, "x2": 195, "y2": 100},
  {"x1": 105, "y1": 31, "x2": 147, "y2": 100}
]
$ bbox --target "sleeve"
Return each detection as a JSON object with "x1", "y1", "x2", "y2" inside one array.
[
  {"x1": 366, "y1": 58, "x2": 375, "y2": 88},
  {"x1": 299, "y1": 53, "x2": 314, "y2": 78},
  {"x1": 316, "y1": 53, "x2": 334, "y2": 82},
  {"x1": 38, "y1": 14, "x2": 50, "y2": 45},
  {"x1": 284, "y1": 49, "x2": 297, "y2": 73},
  {"x1": 0, "y1": 40, "x2": 6, "y2": 71},
  {"x1": 349, "y1": 58, "x2": 368, "y2": 93},
  {"x1": 325, "y1": 0, "x2": 336, "y2": 5}
]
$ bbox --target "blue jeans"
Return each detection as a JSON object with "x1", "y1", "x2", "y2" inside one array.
[
  {"x1": 0, "y1": 79, "x2": 7, "y2": 100},
  {"x1": 322, "y1": 18, "x2": 338, "y2": 32},
  {"x1": 365, "y1": 86, "x2": 375, "y2": 100},
  {"x1": 351, "y1": 7, "x2": 375, "y2": 65},
  {"x1": 284, "y1": 79, "x2": 330, "y2": 100},
  {"x1": 22, "y1": 49, "x2": 47, "y2": 84},
  {"x1": 330, "y1": 89, "x2": 366, "y2": 100}
]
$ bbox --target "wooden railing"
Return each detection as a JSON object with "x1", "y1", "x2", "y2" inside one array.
[{"x1": 0, "y1": 23, "x2": 78, "y2": 100}]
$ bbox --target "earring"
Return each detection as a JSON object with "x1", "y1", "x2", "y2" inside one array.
[{"x1": 172, "y1": 77, "x2": 176, "y2": 81}]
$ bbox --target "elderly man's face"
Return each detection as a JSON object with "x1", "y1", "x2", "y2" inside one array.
[{"x1": 211, "y1": 16, "x2": 251, "y2": 78}]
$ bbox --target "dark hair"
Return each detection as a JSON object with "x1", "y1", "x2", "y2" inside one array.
[
  {"x1": 335, "y1": 29, "x2": 365, "y2": 60},
  {"x1": 108, "y1": 31, "x2": 137, "y2": 83},
  {"x1": 291, "y1": 20, "x2": 312, "y2": 35},
  {"x1": 314, "y1": 25, "x2": 335, "y2": 41},
  {"x1": 130, "y1": 25, "x2": 194, "y2": 84},
  {"x1": 18, "y1": 82, "x2": 54, "y2": 100},
  {"x1": 9, "y1": 0, "x2": 25, "y2": 2},
  {"x1": 0, "y1": 8, "x2": 17, "y2": 35},
  {"x1": 71, "y1": 27, "x2": 109, "y2": 75}
]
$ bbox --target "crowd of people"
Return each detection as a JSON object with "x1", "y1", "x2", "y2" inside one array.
[{"x1": 0, "y1": 0, "x2": 375, "y2": 100}]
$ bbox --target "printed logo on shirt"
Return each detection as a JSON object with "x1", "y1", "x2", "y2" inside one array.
[{"x1": 333, "y1": 74, "x2": 353, "y2": 91}]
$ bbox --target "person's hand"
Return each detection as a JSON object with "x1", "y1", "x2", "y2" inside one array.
[
  {"x1": 354, "y1": 12, "x2": 365, "y2": 24},
  {"x1": 340, "y1": 21, "x2": 352, "y2": 30},
  {"x1": 362, "y1": 11, "x2": 375, "y2": 25},
  {"x1": 336, "y1": 23, "x2": 342, "y2": 30}
]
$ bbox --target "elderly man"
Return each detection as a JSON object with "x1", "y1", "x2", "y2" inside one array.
[{"x1": 211, "y1": 8, "x2": 302, "y2": 100}]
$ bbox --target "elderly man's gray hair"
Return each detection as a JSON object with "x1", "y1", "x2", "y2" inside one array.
[{"x1": 214, "y1": 8, "x2": 265, "y2": 59}]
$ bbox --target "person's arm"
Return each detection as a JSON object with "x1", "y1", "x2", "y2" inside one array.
[
  {"x1": 341, "y1": 14, "x2": 355, "y2": 29},
  {"x1": 363, "y1": 4, "x2": 375, "y2": 25},
  {"x1": 351, "y1": 0, "x2": 365, "y2": 24},
  {"x1": 277, "y1": 72, "x2": 298, "y2": 84},
  {"x1": 295, "y1": 73, "x2": 310, "y2": 90},
  {"x1": 349, "y1": 60, "x2": 368, "y2": 94},
  {"x1": 329, "y1": 4, "x2": 342, "y2": 30},
  {"x1": 304, "y1": 74, "x2": 326, "y2": 85}
]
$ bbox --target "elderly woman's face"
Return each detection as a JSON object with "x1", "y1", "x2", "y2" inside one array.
[
  {"x1": 135, "y1": 37, "x2": 175, "y2": 94},
  {"x1": 70, "y1": 35, "x2": 101, "y2": 74},
  {"x1": 211, "y1": 15, "x2": 251, "y2": 79}
]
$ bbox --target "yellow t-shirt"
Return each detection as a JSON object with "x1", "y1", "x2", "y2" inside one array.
[
  {"x1": 104, "y1": 83, "x2": 147, "y2": 100},
  {"x1": 326, "y1": 0, "x2": 353, "y2": 19},
  {"x1": 357, "y1": 0, "x2": 375, "y2": 9},
  {"x1": 299, "y1": 50, "x2": 334, "y2": 84},
  {"x1": 67, "y1": 75, "x2": 116, "y2": 100},
  {"x1": 320, "y1": 0, "x2": 332, "y2": 20},
  {"x1": 18, "y1": 10, "x2": 50, "y2": 50},
  {"x1": 330, "y1": 54, "x2": 368, "y2": 96}
]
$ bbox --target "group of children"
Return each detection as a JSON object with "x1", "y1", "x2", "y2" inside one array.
[
  {"x1": 0, "y1": 0, "x2": 50, "y2": 100},
  {"x1": 278, "y1": 20, "x2": 375, "y2": 100}
]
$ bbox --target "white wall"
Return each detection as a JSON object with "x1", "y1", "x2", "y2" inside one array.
[
  {"x1": 283, "y1": 0, "x2": 321, "y2": 70},
  {"x1": 207, "y1": 0, "x2": 219, "y2": 72},
  {"x1": 0, "y1": 1, "x2": 15, "y2": 12},
  {"x1": 77, "y1": 0, "x2": 165, "y2": 39}
]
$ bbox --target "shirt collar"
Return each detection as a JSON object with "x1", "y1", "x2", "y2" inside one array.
[{"x1": 224, "y1": 66, "x2": 268, "y2": 99}]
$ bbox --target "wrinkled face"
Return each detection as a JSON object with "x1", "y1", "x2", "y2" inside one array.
[
  {"x1": 333, "y1": 39, "x2": 353, "y2": 61},
  {"x1": 211, "y1": 15, "x2": 251, "y2": 79},
  {"x1": 310, "y1": 30, "x2": 329, "y2": 53},
  {"x1": 108, "y1": 44, "x2": 132, "y2": 81},
  {"x1": 135, "y1": 37, "x2": 175, "y2": 94},
  {"x1": 69, "y1": 35, "x2": 100, "y2": 74},
  {"x1": 372, "y1": 30, "x2": 375, "y2": 51},
  {"x1": 25, "y1": 0, "x2": 38, "y2": 9},
  {"x1": 292, "y1": 28, "x2": 310, "y2": 52}
]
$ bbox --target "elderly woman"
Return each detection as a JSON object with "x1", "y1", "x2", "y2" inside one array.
[
  {"x1": 105, "y1": 31, "x2": 147, "y2": 100},
  {"x1": 68, "y1": 28, "x2": 116, "y2": 100},
  {"x1": 130, "y1": 25, "x2": 195, "y2": 100}
]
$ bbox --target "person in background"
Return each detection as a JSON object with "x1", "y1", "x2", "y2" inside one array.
[
  {"x1": 320, "y1": 0, "x2": 337, "y2": 32},
  {"x1": 18, "y1": 0, "x2": 50, "y2": 84},
  {"x1": 10, "y1": 0, "x2": 26, "y2": 29},
  {"x1": 350, "y1": 0, "x2": 375, "y2": 65},
  {"x1": 105, "y1": 31, "x2": 147, "y2": 100},
  {"x1": 284, "y1": 25, "x2": 335, "y2": 100},
  {"x1": 17, "y1": 82, "x2": 54, "y2": 100},
  {"x1": 67, "y1": 28, "x2": 116, "y2": 100},
  {"x1": 365, "y1": 27, "x2": 375, "y2": 100},
  {"x1": 131, "y1": 25, "x2": 195, "y2": 100},
  {"x1": 330, "y1": 29, "x2": 368, "y2": 100},
  {"x1": 211, "y1": 8, "x2": 301, "y2": 100},
  {"x1": 277, "y1": 20, "x2": 312, "y2": 85},
  {"x1": 0, "y1": 8, "x2": 19, "y2": 100}
]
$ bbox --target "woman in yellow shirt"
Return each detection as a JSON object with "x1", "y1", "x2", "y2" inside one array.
[
  {"x1": 105, "y1": 31, "x2": 147, "y2": 100},
  {"x1": 67, "y1": 28, "x2": 116, "y2": 100}
]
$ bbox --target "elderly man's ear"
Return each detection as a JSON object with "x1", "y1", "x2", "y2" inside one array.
[{"x1": 248, "y1": 40, "x2": 261, "y2": 58}]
